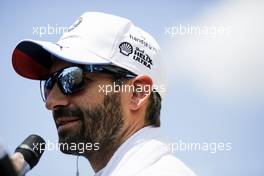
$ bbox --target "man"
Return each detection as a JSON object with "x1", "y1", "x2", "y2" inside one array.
[{"x1": 12, "y1": 12, "x2": 195, "y2": 176}]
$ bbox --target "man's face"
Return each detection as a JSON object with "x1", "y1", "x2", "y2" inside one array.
[{"x1": 45, "y1": 60, "x2": 124, "y2": 156}]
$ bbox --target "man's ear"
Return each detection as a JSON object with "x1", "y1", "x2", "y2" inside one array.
[{"x1": 129, "y1": 75, "x2": 153, "y2": 111}]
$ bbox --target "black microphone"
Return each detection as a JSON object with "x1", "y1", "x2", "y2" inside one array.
[
  {"x1": 0, "y1": 144, "x2": 17, "y2": 176},
  {"x1": 12, "y1": 134, "x2": 46, "y2": 176}
]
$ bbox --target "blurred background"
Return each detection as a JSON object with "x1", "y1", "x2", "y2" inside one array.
[{"x1": 1, "y1": 0, "x2": 263, "y2": 175}]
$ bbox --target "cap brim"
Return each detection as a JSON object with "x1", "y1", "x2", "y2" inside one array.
[{"x1": 12, "y1": 39, "x2": 111, "y2": 80}]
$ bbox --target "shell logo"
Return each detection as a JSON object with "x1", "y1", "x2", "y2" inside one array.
[{"x1": 119, "y1": 42, "x2": 133, "y2": 56}]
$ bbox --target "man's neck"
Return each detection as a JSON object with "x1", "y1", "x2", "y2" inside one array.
[{"x1": 86, "y1": 124, "x2": 144, "y2": 172}]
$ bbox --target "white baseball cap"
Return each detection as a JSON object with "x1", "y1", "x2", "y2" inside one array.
[{"x1": 12, "y1": 12, "x2": 166, "y2": 98}]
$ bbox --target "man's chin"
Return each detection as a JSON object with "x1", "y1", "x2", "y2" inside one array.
[
  {"x1": 58, "y1": 142, "x2": 95, "y2": 156},
  {"x1": 58, "y1": 141, "x2": 86, "y2": 155},
  {"x1": 60, "y1": 148, "x2": 78, "y2": 155},
  {"x1": 58, "y1": 134, "x2": 82, "y2": 155}
]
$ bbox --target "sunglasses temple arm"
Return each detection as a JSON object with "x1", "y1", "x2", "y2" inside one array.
[{"x1": 40, "y1": 81, "x2": 46, "y2": 102}]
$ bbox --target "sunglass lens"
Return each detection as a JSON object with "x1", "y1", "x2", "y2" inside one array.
[
  {"x1": 43, "y1": 77, "x2": 55, "y2": 100},
  {"x1": 58, "y1": 67, "x2": 84, "y2": 95}
]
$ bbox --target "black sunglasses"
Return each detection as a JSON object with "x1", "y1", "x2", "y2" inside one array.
[{"x1": 40, "y1": 64, "x2": 137, "y2": 101}]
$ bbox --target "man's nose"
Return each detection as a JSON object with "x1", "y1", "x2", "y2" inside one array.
[{"x1": 45, "y1": 84, "x2": 70, "y2": 110}]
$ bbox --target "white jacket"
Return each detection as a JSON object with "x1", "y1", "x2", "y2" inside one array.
[{"x1": 95, "y1": 126, "x2": 196, "y2": 176}]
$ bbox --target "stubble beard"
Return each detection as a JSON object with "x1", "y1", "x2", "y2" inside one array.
[{"x1": 57, "y1": 92, "x2": 124, "y2": 157}]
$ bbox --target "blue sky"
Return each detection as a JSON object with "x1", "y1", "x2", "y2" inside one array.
[{"x1": 1, "y1": 0, "x2": 263, "y2": 175}]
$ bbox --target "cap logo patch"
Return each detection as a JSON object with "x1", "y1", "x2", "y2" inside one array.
[
  {"x1": 119, "y1": 42, "x2": 133, "y2": 56},
  {"x1": 133, "y1": 47, "x2": 153, "y2": 69},
  {"x1": 68, "y1": 17, "x2": 83, "y2": 32},
  {"x1": 129, "y1": 34, "x2": 158, "y2": 53}
]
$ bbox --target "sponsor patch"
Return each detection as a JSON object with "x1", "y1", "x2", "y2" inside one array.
[
  {"x1": 133, "y1": 47, "x2": 153, "y2": 69},
  {"x1": 68, "y1": 17, "x2": 83, "y2": 32},
  {"x1": 119, "y1": 42, "x2": 133, "y2": 56}
]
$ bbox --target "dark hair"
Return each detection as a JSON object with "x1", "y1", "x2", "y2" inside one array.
[{"x1": 145, "y1": 92, "x2": 161, "y2": 127}]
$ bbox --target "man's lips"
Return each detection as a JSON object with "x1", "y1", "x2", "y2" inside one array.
[{"x1": 55, "y1": 117, "x2": 80, "y2": 128}]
